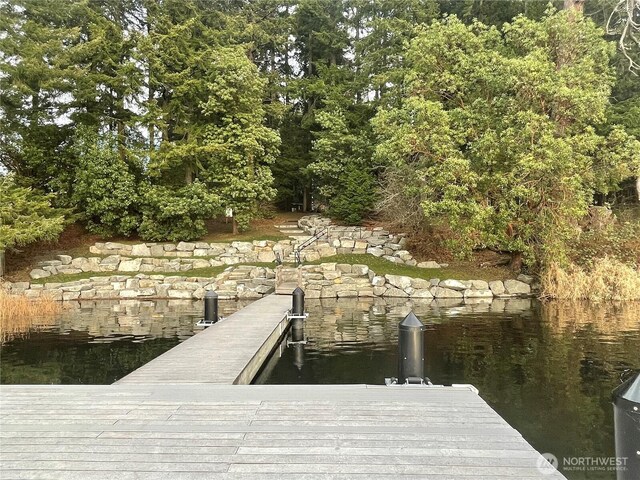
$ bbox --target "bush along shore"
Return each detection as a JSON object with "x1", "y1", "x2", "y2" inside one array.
[{"x1": 2, "y1": 262, "x2": 535, "y2": 302}]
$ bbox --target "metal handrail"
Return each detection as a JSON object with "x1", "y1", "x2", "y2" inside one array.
[
  {"x1": 297, "y1": 226, "x2": 329, "y2": 251},
  {"x1": 294, "y1": 227, "x2": 329, "y2": 265}
]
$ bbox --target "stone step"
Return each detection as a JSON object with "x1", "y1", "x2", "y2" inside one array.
[{"x1": 275, "y1": 282, "x2": 299, "y2": 294}]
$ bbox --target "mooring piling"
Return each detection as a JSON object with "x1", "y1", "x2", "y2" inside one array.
[
  {"x1": 292, "y1": 287, "x2": 305, "y2": 316},
  {"x1": 398, "y1": 312, "x2": 427, "y2": 384},
  {"x1": 612, "y1": 370, "x2": 640, "y2": 480},
  {"x1": 204, "y1": 290, "x2": 219, "y2": 324}
]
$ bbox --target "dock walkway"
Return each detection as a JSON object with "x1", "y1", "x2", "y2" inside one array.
[
  {"x1": 0, "y1": 383, "x2": 566, "y2": 479},
  {"x1": 117, "y1": 294, "x2": 291, "y2": 385}
]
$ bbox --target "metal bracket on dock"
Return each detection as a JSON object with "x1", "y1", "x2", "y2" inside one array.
[
  {"x1": 195, "y1": 317, "x2": 224, "y2": 327},
  {"x1": 384, "y1": 377, "x2": 434, "y2": 386},
  {"x1": 286, "y1": 311, "x2": 309, "y2": 321}
]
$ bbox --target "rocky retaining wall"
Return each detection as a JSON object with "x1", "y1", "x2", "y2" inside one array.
[
  {"x1": 6, "y1": 266, "x2": 275, "y2": 301},
  {"x1": 30, "y1": 237, "x2": 440, "y2": 280},
  {"x1": 297, "y1": 215, "x2": 444, "y2": 268},
  {"x1": 9, "y1": 262, "x2": 535, "y2": 302},
  {"x1": 87, "y1": 240, "x2": 284, "y2": 260},
  {"x1": 28, "y1": 214, "x2": 442, "y2": 281},
  {"x1": 297, "y1": 263, "x2": 534, "y2": 299}
]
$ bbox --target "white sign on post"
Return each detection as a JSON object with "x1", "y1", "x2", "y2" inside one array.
[{"x1": 225, "y1": 208, "x2": 233, "y2": 218}]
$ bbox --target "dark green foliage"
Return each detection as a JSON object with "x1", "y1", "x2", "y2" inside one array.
[
  {"x1": 374, "y1": 11, "x2": 640, "y2": 266},
  {"x1": 71, "y1": 128, "x2": 140, "y2": 237},
  {"x1": 1, "y1": 0, "x2": 638, "y2": 252},
  {"x1": 0, "y1": 175, "x2": 67, "y2": 250},
  {"x1": 329, "y1": 166, "x2": 377, "y2": 225},
  {"x1": 138, "y1": 182, "x2": 221, "y2": 242}
]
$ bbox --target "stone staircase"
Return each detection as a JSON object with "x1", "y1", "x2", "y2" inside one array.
[
  {"x1": 275, "y1": 219, "x2": 313, "y2": 264},
  {"x1": 275, "y1": 266, "x2": 302, "y2": 294},
  {"x1": 274, "y1": 221, "x2": 310, "y2": 241}
]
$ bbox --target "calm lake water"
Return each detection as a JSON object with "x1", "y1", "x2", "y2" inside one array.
[
  {"x1": 254, "y1": 297, "x2": 640, "y2": 480},
  {"x1": 0, "y1": 299, "x2": 251, "y2": 384},
  {"x1": 1, "y1": 297, "x2": 638, "y2": 479}
]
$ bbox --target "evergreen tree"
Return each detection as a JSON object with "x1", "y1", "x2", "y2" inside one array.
[
  {"x1": 374, "y1": 11, "x2": 640, "y2": 267},
  {"x1": 0, "y1": 175, "x2": 66, "y2": 250}
]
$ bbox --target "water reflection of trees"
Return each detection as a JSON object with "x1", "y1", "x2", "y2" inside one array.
[
  {"x1": 296, "y1": 298, "x2": 639, "y2": 479},
  {"x1": 0, "y1": 299, "x2": 252, "y2": 385},
  {"x1": 439, "y1": 301, "x2": 639, "y2": 480}
]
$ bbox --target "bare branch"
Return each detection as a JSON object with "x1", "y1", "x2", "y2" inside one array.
[{"x1": 606, "y1": 0, "x2": 640, "y2": 73}]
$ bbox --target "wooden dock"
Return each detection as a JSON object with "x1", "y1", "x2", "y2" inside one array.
[
  {"x1": 116, "y1": 294, "x2": 292, "y2": 385},
  {"x1": 0, "y1": 383, "x2": 566, "y2": 479}
]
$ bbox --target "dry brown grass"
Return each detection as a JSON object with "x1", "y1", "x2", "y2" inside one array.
[
  {"x1": 542, "y1": 257, "x2": 640, "y2": 301},
  {"x1": 0, "y1": 290, "x2": 62, "y2": 343},
  {"x1": 542, "y1": 301, "x2": 640, "y2": 334}
]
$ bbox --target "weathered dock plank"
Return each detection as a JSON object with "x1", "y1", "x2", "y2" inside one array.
[
  {"x1": 0, "y1": 384, "x2": 567, "y2": 480},
  {"x1": 116, "y1": 294, "x2": 292, "y2": 385}
]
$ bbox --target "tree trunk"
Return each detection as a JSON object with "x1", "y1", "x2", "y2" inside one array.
[
  {"x1": 636, "y1": 176, "x2": 640, "y2": 202},
  {"x1": 509, "y1": 252, "x2": 523, "y2": 272},
  {"x1": 0, "y1": 250, "x2": 5, "y2": 278},
  {"x1": 303, "y1": 186, "x2": 309, "y2": 212},
  {"x1": 232, "y1": 218, "x2": 238, "y2": 235}
]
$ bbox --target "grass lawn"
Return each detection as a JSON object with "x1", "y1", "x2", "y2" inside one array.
[{"x1": 307, "y1": 254, "x2": 514, "y2": 281}]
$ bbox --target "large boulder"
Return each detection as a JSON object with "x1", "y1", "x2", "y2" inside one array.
[
  {"x1": 56, "y1": 255, "x2": 72, "y2": 265},
  {"x1": 470, "y1": 280, "x2": 489, "y2": 290},
  {"x1": 150, "y1": 245, "x2": 166, "y2": 257},
  {"x1": 367, "y1": 247, "x2": 385, "y2": 257},
  {"x1": 131, "y1": 244, "x2": 151, "y2": 256},
  {"x1": 504, "y1": 279, "x2": 531, "y2": 295},
  {"x1": 231, "y1": 241, "x2": 254, "y2": 253},
  {"x1": 80, "y1": 257, "x2": 100, "y2": 272},
  {"x1": 489, "y1": 280, "x2": 505, "y2": 295},
  {"x1": 100, "y1": 255, "x2": 121, "y2": 265},
  {"x1": 385, "y1": 274, "x2": 412, "y2": 291},
  {"x1": 439, "y1": 279, "x2": 467, "y2": 291},
  {"x1": 29, "y1": 269, "x2": 50, "y2": 280},
  {"x1": 410, "y1": 278, "x2": 432, "y2": 290},
  {"x1": 431, "y1": 287, "x2": 463, "y2": 299},
  {"x1": 394, "y1": 250, "x2": 412, "y2": 261},
  {"x1": 383, "y1": 287, "x2": 409, "y2": 297},
  {"x1": 351, "y1": 264, "x2": 369, "y2": 276},
  {"x1": 176, "y1": 242, "x2": 196, "y2": 252},
  {"x1": 118, "y1": 258, "x2": 142, "y2": 272},
  {"x1": 411, "y1": 289, "x2": 434, "y2": 299}
]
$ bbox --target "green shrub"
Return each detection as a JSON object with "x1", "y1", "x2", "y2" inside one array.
[
  {"x1": 138, "y1": 182, "x2": 221, "y2": 242},
  {"x1": 329, "y1": 166, "x2": 377, "y2": 225},
  {"x1": 71, "y1": 129, "x2": 140, "y2": 236},
  {"x1": 0, "y1": 175, "x2": 67, "y2": 250}
]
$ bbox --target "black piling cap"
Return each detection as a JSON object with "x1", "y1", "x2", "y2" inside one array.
[
  {"x1": 399, "y1": 312, "x2": 426, "y2": 331},
  {"x1": 293, "y1": 287, "x2": 304, "y2": 296},
  {"x1": 205, "y1": 290, "x2": 218, "y2": 299},
  {"x1": 613, "y1": 371, "x2": 640, "y2": 407}
]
